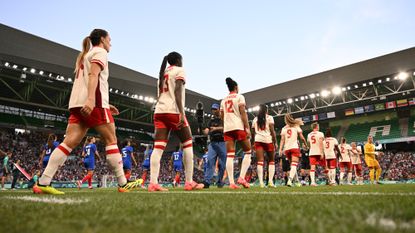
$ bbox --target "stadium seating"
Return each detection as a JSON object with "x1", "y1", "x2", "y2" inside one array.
[
  {"x1": 344, "y1": 118, "x2": 401, "y2": 143},
  {"x1": 409, "y1": 117, "x2": 415, "y2": 137}
]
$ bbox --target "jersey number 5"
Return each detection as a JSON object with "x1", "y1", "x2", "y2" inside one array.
[
  {"x1": 311, "y1": 135, "x2": 316, "y2": 144},
  {"x1": 225, "y1": 100, "x2": 234, "y2": 113}
]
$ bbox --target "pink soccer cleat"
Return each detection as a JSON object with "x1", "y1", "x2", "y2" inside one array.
[
  {"x1": 148, "y1": 183, "x2": 168, "y2": 192},
  {"x1": 184, "y1": 181, "x2": 204, "y2": 191},
  {"x1": 229, "y1": 183, "x2": 241, "y2": 189},
  {"x1": 237, "y1": 177, "x2": 250, "y2": 188}
]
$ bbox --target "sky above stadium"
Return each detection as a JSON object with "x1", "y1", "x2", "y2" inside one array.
[{"x1": 1, "y1": 0, "x2": 415, "y2": 100}]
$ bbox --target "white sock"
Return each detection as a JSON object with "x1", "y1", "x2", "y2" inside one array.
[
  {"x1": 149, "y1": 141, "x2": 166, "y2": 184},
  {"x1": 226, "y1": 151, "x2": 235, "y2": 184},
  {"x1": 310, "y1": 170, "x2": 316, "y2": 184},
  {"x1": 347, "y1": 172, "x2": 352, "y2": 184},
  {"x1": 268, "y1": 162, "x2": 275, "y2": 184},
  {"x1": 340, "y1": 171, "x2": 345, "y2": 183},
  {"x1": 329, "y1": 169, "x2": 336, "y2": 184},
  {"x1": 105, "y1": 144, "x2": 127, "y2": 186},
  {"x1": 257, "y1": 162, "x2": 264, "y2": 185},
  {"x1": 289, "y1": 162, "x2": 298, "y2": 181},
  {"x1": 39, "y1": 143, "x2": 71, "y2": 186},
  {"x1": 239, "y1": 151, "x2": 252, "y2": 179},
  {"x1": 182, "y1": 139, "x2": 194, "y2": 183}
]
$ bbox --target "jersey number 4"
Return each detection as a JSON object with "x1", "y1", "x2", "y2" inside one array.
[{"x1": 225, "y1": 100, "x2": 234, "y2": 113}]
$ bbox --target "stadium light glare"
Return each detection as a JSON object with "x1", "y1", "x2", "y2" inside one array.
[
  {"x1": 282, "y1": 101, "x2": 286, "y2": 104},
  {"x1": 305, "y1": 96, "x2": 309, "y2": 99},
  {"x1": 309, "y1": 93, "x2": 316, "y2": 99},
  {"x1": 270, "y1": 103, "x2": 274, "y2": 107},
  {"x1": 332, "y1": 87, "x2": 341, "y2": 95},
  {"x1": 274, "y1": 102, "x2": 278, "y2": 105},
  {"x1": 4, "y1": 62, "x2": 10, "y2": 67},
  {"x1": 386, "y1": 77, "x2": 390, "y2": 82},
  {"x1": 60, "y1": 76, "x2": 65, "y2": 80},
  {"x1": 378, "y1": 80, "x2": 382, "y2": 83},
  {"x1": 316, "y1": 93, "x2": 320, "y2": 97},
  {"x1": 294, "y1": 98, "x2": 298, "y2": 102},
  {"x1": 23, "y1": 67, "x2": 27, "y2": 71},
  {"x1": 398, "y1": 72, "x2": 408, "y2": 80},
  {"x1": 30, "y1": 68, "x2": 36, "y2": 73},
  {"x1": 115, "y1": 89, "x2": 119, "y2": 94},
  {"x1": 148, "y1": 97, "x2": 155, "y2": 103},
  {"x1": 68, "y1": 78, "x2": 72, "y2": 82},
  {"x1": 321, "y1": 90, "x2": 330, "y2": 97},
  {"x1": 413, "y1": 71, "x2": 415, "y2": 76},
  {"x1": 341, "y1": 87, "x2": 346, "y2": 92},
  {"x1": 253, "y1": 106, "x2": 260, "y2": 111},
  {"x1": 369, "y1": 81, "x2": 373, "y2": 85},
  {"x1": 12, "y1": 65, "x2": 18, "y2": 69},
  {"x1": 347, "y1": 86, "x2": 351, "y2": 90},
  {"x1": 39, "y1": 70, "x2": 44, "y2": 75},
  {"x1": 138, "y1": 95, "x2": 143, "y2": 100},
  {"x1": 287, "y1": 98, "x2": 293, "y2": 104},
  {"x1": 354, "y1": 85, "x2": 358, "y2": 88},
  {"x1": 109, "y1": 88, "x2": 113, "y2": 92},
  {"x1": 248, "y1": 108, "x2": 253, "y2": 112},
  {"x1": 362, "y1": 83, "x2": 367, "y2": 87},
  {"x1": 300, "y1": 96, "x2": 305, "y2": 101}
]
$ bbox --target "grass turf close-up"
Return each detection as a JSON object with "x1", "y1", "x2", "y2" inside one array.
[{"x1": 0, "y1": 184, "x2": 414, "y2": 233}]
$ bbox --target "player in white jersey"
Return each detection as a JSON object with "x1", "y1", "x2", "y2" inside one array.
[
  {"x1": 350, "y1": 142, "x2": 364, "y2": 185},
  {"x1": 322, "y1": 128, "x2": 341, "y2": 185},
  {"x1": 149, "y1": 52, "x2": 203, "y2": 192},
  {"x1": 339, "y1": 137, "x2": 353, "y2": 185},
  {"x1": 220, "y1": 77, "x2": 252, "y2": 189},
  {"x1": 34, "y1": 29, "x2": 141, "y2": 195},
  {"x1": 252, "y1": 104, "x2": 277, "y2": 188},
  {"x1": 279, "y1": 114, "x2": 308, "y2": 187},
  {"x1": 307, "y1": 122, "x2": 326, "y2": 186}
]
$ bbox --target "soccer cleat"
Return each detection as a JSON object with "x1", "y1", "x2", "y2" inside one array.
[
  {"x1": 259, "y1": 183, "x2": 265, "y2": 188},
  {"x1": 33, "y1": 184, "x2": 64, "y2": 195},
  {"x1": 229, "y1": 183, "x2": 241, "y2": 189},
  {"x1": 237, "y1": 177, "x2": 250, "y2": 188},
  {"x1": 295, "y1": 182, "x2": 302, "y2": 187},
  {"x1": 118, "y1": 179, "x2": 144, "y2": 192},
  {"x1": 267, "y1": 183, "x2": 275, "y2": 188},
  {"x1": 148, "y1": 183, "x2": 168, "y2": 192},
  {"x1": 287, "y1": 180, "x2": 293, "y2": 187},
  {"x1": 88, "y1": 186, "x2": 93, "y2": 189},
  {"x1": 76, "y1": 180, "x2": 82, "y2": 190},
  {"x1": 184, "y1": 181, "x2": 204, "y2": 191},
  {"x1": 310, "y1": 183, "x2": 318, "y2": 187}
]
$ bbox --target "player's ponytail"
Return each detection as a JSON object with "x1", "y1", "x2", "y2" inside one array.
[
  {"x1": 325, "y1": 128, "x2": 333, "y2": 138},
  {"x1": 257, "y1": 104, "x2": 267, "y2": 130},
  {"x1": 225, "y1": 77, "x2": 238, "y2": 92},
  {"x1": 159, "y1": 56, "x2": 168, "y2": 94},
  {"x1": 284, "y1": 113, "x2": 303, "y2": 127},
  {"x1": 341, "y1": 137, "x2": 346, "y2": 144},
  {"x1": 75, "y1": 36, "x2": 91, "y2": 72}
]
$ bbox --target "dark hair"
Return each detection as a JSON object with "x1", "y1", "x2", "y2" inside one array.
[
  {"x1": 86, "y1": 136, "x2": 94, "y2": 143},
  {"x1": 75, "y1": 29, "x2": 108, "y2": 72},
  {"x1": 47, "y1": 134, "x2": 56, "y2": 148},
  {"x1": 341, "y1": 137, "x2": 346, "y2": 144},
  {"x1": 325, "y1": 128, "x2": 332, "y2": 138},
  {"x1": 123, "y1": 140, "x2": 131, "y2": 148},
  {"x1": 159, "y1": 52, "x2": 183, "y2": 93},
  {"x1": 257, "y1": 104, "x2": 268, "y2": 130},
  {"x1": 225, "y1": 77, "x2": 238, "y2": 92}
]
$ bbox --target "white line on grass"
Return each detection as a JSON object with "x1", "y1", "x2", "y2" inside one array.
[
  {"x1": 134, "y1": 191, "x2": 415, "y2": 196},
  {"x1": 3, "y1": 196, "x2": 89, "y2": 204}
]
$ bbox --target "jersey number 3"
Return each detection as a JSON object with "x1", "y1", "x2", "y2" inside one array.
[{"x1": 162, "y1": 74, "x2": 169, "y2": 92}]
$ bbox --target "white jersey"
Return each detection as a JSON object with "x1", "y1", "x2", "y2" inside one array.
[
  {"x1": 69, "y1": 47, "x2": 109, "y2": 109},
  {"x1": 155, "y1": 66, "x2": 186, "y2": 114},
  {"x1": 220, "y1": 92, "x2": 246, "y2": 133},
  {"x1": 323, "y1": 137, "x2": 339, "y2": 159},
  {"x1": 307, "y1": 131, "x2": 324, "y2": 156},
  {"x1": 281, "y1": 125, "x2": 302, "y2": 151},
  {"x1": 339, "y1": 143, "x2": 351, "y2": 162},
  {"x1": 252, "y1": 115, "x2": 274, "y2": 144},
  {"x1": 350, "y1": 147, "x2": 362, "y2": 165}
]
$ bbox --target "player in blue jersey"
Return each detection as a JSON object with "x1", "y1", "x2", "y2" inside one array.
[
  {"x1": 77, "y1": 136, "x2": 101, "y2": 189},
  {"x1": 202, "y1": 148, "x2": 209, "y2": 175},
  {"x1": 39, "y1": 134, "x2": 59, "y2": 169},
  {"x1": 141, "y1": 144, "x2": 152, "y2": 187},
  {"x1": 122, "y1": 140, "x2": 138, "y2": 180},
  {"x1": 172, "y1": 146, "x2": 184, "y2": 187}
]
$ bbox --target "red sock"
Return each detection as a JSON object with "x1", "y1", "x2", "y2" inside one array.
[
  {"x1": 125, "y1": 171, "x2": 131, "y2": 180},
  {"x1": 141, "y1": 172, "x2": 147, "y2": 182},
  {"x1": 88, "y1": 176, "x2": 92, "y2": 186},
  {"x1": 175, "y1": 174, "x2": 180, "y2": 184},
  {"x1": 81, "y1": 174, "x2": 92, "y2": 183}
]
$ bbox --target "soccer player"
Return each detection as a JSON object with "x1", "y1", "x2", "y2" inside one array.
[
  {"x1": 1, "y1": 149, "x2": 12, "y2": 190},
  {"x1": 252, "y1": 104, "x2": 277, "y2": 188},
  {"x1": 307, "y1": 122, "x2": 325, "y2": 186},
  {"x1": 364, "y1": 136, "x2": 383, "y2": 184},
  {"x1": 299, "y1": 149, "x2": 310, "y2": 186},
  {"x1": 122, "y1": 140, "x2": 138, "y2": 180},
  {"x1": 323, "y1": 128, "x2": 341, "y2": 186},
  {"x1": 350, "y1": 142, "x2": 364, "y2": 185},
  {"x1": 34, "y1": 29, "x2": 141, "y2": 195},
  {"x1": 149, "y1": 52, "x2": 203, "y2": 192},
  {"x1": 220, "y1": 77, "x2": 252, "y2": 189},
  {"x1": 39, "y1": 134, "x2": 59, "y2": 169},
  {"x1": 141, "y1": 144, "x2": 152, "y2": 187},
  {"x1": 77, "y1": 136, "x2": 101, "y2": 189},
  {"x1": 279, "y1": 114, "x2": 308, "y2": 187},
  {"x1": 339, "y1": 137, "x2": 353, "y2": 185},
  {"x1": 172, "y1": 146, "x2": 183, "y2": 187}
]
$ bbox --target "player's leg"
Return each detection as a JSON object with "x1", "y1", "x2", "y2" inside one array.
[
  {"x1": 267, "y1": 148, "x2": 276, "y2": 187},
  {"x1": 1, "y1": 175, "x2": 5, "y2": 189},
  {"x1": 88, "y1": 170, "x2": 93, "y2": 188},
  {"x1": 203, "y1": 143, "x2": 217, "y2": 188},
  {"x1": 216, "y1": 141, "x2": 227, "y2": 188},
  {"x1": 287, "y1": 150, "x2": 300, "y2": 187},
  {"x1": 124, "y1": 169, "x2": 132, "y2": 180},
  {"x1": 175, "y1": 126, "x2": 204, "y2": 190},
  {"x1": 309, "y1": 157, "x2": 317, "y2": 186},
  {"x1": 339, "y1": 163, "x2": 345, "y2": 184},
  {"x1": 237, "y1": 138, "x2": 252, "y2": 188},
  {"x1": 346, "y1": 163, "x2": 353, "y2": 185},
  {"x1": 225, "y1": 140, "x2": 238, "y2": 189},
  {"x1": 255, "y1": 145, "x2": 265, "y2": 187},
  {"x1": 36, "y1": 123, "x2": 88, "y2": 194},
  {"x1": 148, "y1": 127, "x2": 169, "y2": 191},
  {"x1": 374, "y1": 159, "x2": 382, "y2": 183}
]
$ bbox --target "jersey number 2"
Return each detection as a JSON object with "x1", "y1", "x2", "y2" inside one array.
[{"x1": 225, "y1": 100, "x2": 234, "y2": 113}]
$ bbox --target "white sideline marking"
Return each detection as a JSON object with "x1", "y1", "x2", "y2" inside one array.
[
  {"x1": 366, "y1": 213, "x2": 415, "y2": 230},
  {"x1": 4, "y1": 196, "x2": 89, "y2": 204},
  {"x1": 136, "y1": 191, "x2": 415, "y2": 196}
]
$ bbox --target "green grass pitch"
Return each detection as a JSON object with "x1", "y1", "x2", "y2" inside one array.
[{"x1": 0, "y1": 184, "x2": 414, "y2": 233}]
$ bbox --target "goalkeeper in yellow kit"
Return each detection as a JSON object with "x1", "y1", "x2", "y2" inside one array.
[{"x1": 364, "y1": 136, "x2": 383, "y2": 184}]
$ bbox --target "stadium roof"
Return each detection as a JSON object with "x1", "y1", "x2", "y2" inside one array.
[
  {"x1": 244, "y1": 47, "x2": 415, "y2": 106},
  {"x1": 0, "y1": 23, "x2": 217, "y2": 109}
]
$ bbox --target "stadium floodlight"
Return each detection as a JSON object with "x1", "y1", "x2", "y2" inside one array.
[
  {"x1": 287, "y1": 98, "x2": 293, "y2": 104},
  {"x1": 126, "y1": 93, "x2": 130, "y2": 96},
  {"x1": 413, "y1": 71, "x2": 415, "y2": 76},
  {"x1": 321, "y1": 90, "x2": 330, "y2": 97},
  {"x1": 253, "y1": 105, "x2": 260, "y2": 112},
  {"x1": 270, "y1": 103, "x2": 274, "y2": 107},
  {"x1": 378, "y1": 80, "x2": 382, "y2": 83},
  {"x1": 282, "y1": 101, "x2": 286, "y2": 104},
  {"x1": 121, "y1": 91, "x2": 124, "y2": 95},
  {"x1": 248, "y1": 108, "x2": 253, "y2": 112},
  {"x1": 115, "y1": 89, "x2": 119, "y2": 94},
  {"x1": 49, "y1": 73, "x2": 53, "y2": 78},
  {"x1": 109, "y1": 88, "x2": 113, "y2": 92},
  {"x1": 341, "y1": 87, "x2": 346, "y2": 92},
  {"x1": 294, "y1": 98, "x2": 298, "y2": 102},
  {"x1": 39, "y1": 70, "x2": 44, "y2": 75},
  {"x1": 362, "y1": 83, "x2": 367, "y2": 87},
  {"x1": 23, "y1": 67, "x2": 27, "y2": 71},
  {"x1": 12, "y1": 65, "x2": 18, "y2": 69},
  {"x1": 30, "y1": 68, "x2": 36, "y2": 73},
  {"x1": 347, "y1": 86, "x2": 351, "y2": 90},
  {"x1": 300, "y1": 96, "x2": 305, "y2": 101},
  {"x1": 386, "y1": 77, "x2": 390, "y2": 82},
  {"x1": 68, "y1": 78, "x2": 72, "y2": 82},
  {"x1": 20, "y1": 73, "x2": 26, "y2": 79},
  {"x1": 148, "y1": 97, "x2": 154, "y2": 103},
  {"x1": 316, "y1": 93, "x2": 320, "y2": 97},
  {"x1": 4, "y1": 62, "x2": 10, "y2": 67},
  {"x1": 354, "y1": 85, "x2": 358, "y2": 88},
  {"x1": 309, "y1": 93, "x2": 316, "y2": 99},
  {"x1": 138, "y1": 95, "x2": 143, "y2": 100},
  {"x1": 332, "y1": 87, "x2": 341, "y2": 95},
  {"x1": 305, "y1": 96, "x2": 309, "y2": 100},
  {"x1": 398, "y1": 72, "x2": 408, "y2": 81},
  {"x1": 369, "y1": 81, "x2": 373, "y2": 85},
  {"x1": 144, "y1": 96, "x2": 149, "y2": 102}
]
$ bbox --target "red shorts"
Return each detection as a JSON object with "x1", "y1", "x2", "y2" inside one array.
[
  {"x1": 154, "y1": 113, "x2": 189, "y2": 131},
  {"x1": 353, "y1": 164, "x2": 363, "y2": 176},
  {"x1": 254, "y1": 142, "x2": 275, "y2": 152},
  {"x1": 309, "y1": 155, "x2": 326, "y2": 166},
  {"x1": 284, "y1": 148, "x2": 301, "y2": 160},
  {"x1": 68, "y1": 107, "x2": 114, "y2": 128},
  {"x1": 339, "y1": 162, "x2": 352, "y2": 170},
  {"x1": 326, "y1": 158, "x2": 337, "y2": 169},
  {"x1": 224, "y1": 130, "x2": 247, "y2": 142}
]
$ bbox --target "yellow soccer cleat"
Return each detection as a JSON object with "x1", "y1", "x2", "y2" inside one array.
[
  {"x1": 118, "y1": 179, "x2": 143, "y2": 192},
  {"x1": 33, "y1": 184, "x2": 65, "y2": 195}
]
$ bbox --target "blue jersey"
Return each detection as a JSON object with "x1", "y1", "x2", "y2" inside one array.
[
  {"x1": 142, "y1": 149, "x2": 152, "y2": 170},
  {"x1": 83, "y1": 143, "x2": 97, "y2": 170},
  {"x1": 122, "y1": 146, "x2": 134, "y2": 169},
  {"x1": 43, "y1": 141, "x2": 59, "y2": 162},
  {"x1": 202, "y1": 153, "x2": 208, "y2": 170},
  {"x1": 172, "y1": 151, "x2": 183, "y2": 165}
]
